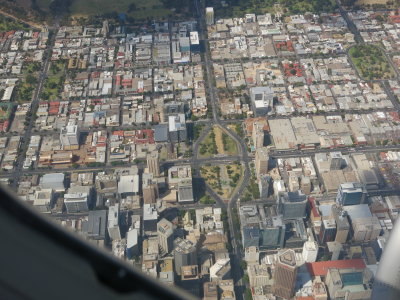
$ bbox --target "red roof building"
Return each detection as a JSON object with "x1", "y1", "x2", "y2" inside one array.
[{"x1": 306, "y1": 259, "x2": 366, "y2": 277}]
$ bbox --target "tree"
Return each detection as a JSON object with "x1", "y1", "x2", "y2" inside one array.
[
  {"x1": 128, "y1": 3, "x2": 137, "y2": 12},
  {"x1": 245, "y1": 288, "x2": 253, "y2": 300},
  {"x1": 26, "y1": 74, "x2": 37, "y2": 85},
  {"x1": 240, "y1": 260, "x2": 247, "y2": 270},
  {"x1": 243, "y1": 274, "x2": 249, "y2": 283}
]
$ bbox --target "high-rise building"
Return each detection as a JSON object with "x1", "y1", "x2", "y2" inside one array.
[
  {"x1": 205, "y1": 7, "x2": 214, "y2": 25},
  {"x1": 301, "y1": 175, "x2": 312, "y2": 195},
  {"x1": 33, "y1": 188, "x2": 53, "y2": 213},
  {"x1": 179, "y1": 265, "x2": 201, "y2": 297},
  {"x1": 244, "y1": 246, "x2": 259, "y2": 264},
  {"x1": 326, "y1": 268, "x2": 372, "y2": 300},
  {"x1": 336, "y1": 182, "x2": 366, "y2": 206},
  {"x1": 142, "y1": 173, "x2": 159, "y2": 204},
  {"x1": 252, "y1": 121, "x2": 265, "y2": 149},
  {"x1": 273, "y1": 249, "x2": 298, "y2": 299},
  {"x1": 277, "y1": 191, "x2": 308, "y2": 220},
  {"x1": 302, "y1": 240, "x2": 319, "y2": 263},
  {"x1": 158, "y1": 218, "x2": 174, "y2": 255},
  {"x1": 126, "y1": 228, "x2": 139, "y2": 259},
  {"x1": 147, "y1": 151, "x2": 160, "y2": 177},
  {"x1": 255, "y1": 147, "x2": 269, "y2": 177},
  {"x1": 313, "y1": 277, "x2": 329, "y2": 300},
  {"x1": 168, "y1": 114, "x2": 187, "y2": 143},
  {"x1": 319, "y1": 219, "x2": 337, "y2": 244},
  {"x1": 64, "y1": 192, "x2": 89, "y2": 213},
  {"x1": 189, "y1": 31, "x2": 200, "y2": 53},
  {"x1": 174, "y1": 238, "x2": 197, "y2": 275},
  {"x1": 143, "y1": 203, "x2": 158, "y2": 232},
  {"x1": 64, "y1": 185, "x2": 91, "y2": 213},
  {"x1": 60, "y1": 120, "x2": 80, "y2": 150},
  {"x1": 82, "y1": 210, "x2": 107, "y2": 241},
  {"x1": 118, "y1": 174, "x2": 139, "y2": 197},
  {"x1": 210, "y1": 258, "x2": 231, "y2": 282},
  {"x1": 203, "y1": 282, "x2": 218, "y2": 300},
  {"x1": 107, "y1": 204, "x2": 121, "y2": 240},
  {"x1": 331, "y1": 205, "x2": 350, "y2": 243},
  {"x1": 178, "y1": 179, "x2": 194, "y2": 203},
  {"x1": 258, "y1": 174, "x2": 270, "y2": 200},
  {"x1": 250, "y1": 86, "x2": 274, "y2": 116},
  {"x1": 327, "y1": 241, "x2": 343, "y2": 261},
  {"x1": 101, "y1": 20, "x2": 109, "y2": 36},
  {"x1": 158, "y1": 258, "x2": 175, "y2": 286},
  {"x1": 352, "y1": 217, "x2": 382, "y2": 242}
]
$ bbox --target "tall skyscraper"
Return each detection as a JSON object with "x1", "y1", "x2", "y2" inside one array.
[
  {"x1": 142, "y1": 173, "x2": 159, "y2": 204},
  {"x1": 319, "y1": 219, "x2": 337, "y2": 244},
  {"x1": 206, "y1": 7, "x2": 214, "y2": 25},
  {"x1": 158, "y1": 218, "x2": 174, "y2": 255},
  {"x1": 273, "y1": 249, "x2": 298, "y2": 299},
  {"x1": 255, "y1": 147, "x2": 269, "y2": 177},
  {"x1": 107, "y1": 204, "x2": 121, "y2": 241},
  {"x1": 147, "y1": 151, "x2": 160, "y2": 177},
  {"x1": 259, "y1": 174, "x2": 270, "y2": 200},
  {"x1": 277, "y1": 191, "x2": 308, "y2": 220},
  {"x1": 336, "y1": 182, "x2": 366, "y2": 206},
  {"x1": 174, "y1": 238, "x2": 197, "y2": 275},
  {"x1": 302, "y1": 240, "x2": 318, "y2": 263},
  {"x1": 60, "y1": 120, "x2": 80, "y2": 150},
  {"x1": 252, "y1": 121, "x2": 265, "y2": 149},
  {"x1": 331, "y1": 205, "x2": 350, "y2": 243}
]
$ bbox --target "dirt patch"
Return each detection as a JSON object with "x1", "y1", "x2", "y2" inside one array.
[
  {"x1": 356, "y1": 0, "x2": 387, "y2": 4},
  {"x1": 214, "y1": 126, "x2": 225, "y2": 154}
]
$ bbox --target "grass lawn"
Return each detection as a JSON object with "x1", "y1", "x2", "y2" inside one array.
[
  {"x1": 214, "y1": 126, "x2": 238, "y2": 155},
  {"x1": 228, "y1": 123, "x2": 245, "y2": 138},
  {"x1": 42, "y1": 61, "x2": 65, "y2": 101},
  {"x1": 199, "y1": 126, "x2": 238, "y2": 158},
  {"x1": 199, "y1": 194, "x2": 216, "y2": 205},
  {"x1": 199, "y1": 127, "x2": 218, "y2": 158},
  {"x1": 349, "y1": 44, "x2": 395, "y2": 80},
  {"x1": 17, "y1": 62, "x2": 41, "y2": 103},
  {"x1": 69, "y1": 0, "x2": 172, "y2": 20}
]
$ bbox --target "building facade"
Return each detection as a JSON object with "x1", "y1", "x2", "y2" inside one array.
[{"x1": 273, "y1": 249, "x2": 298, "y2": 299}]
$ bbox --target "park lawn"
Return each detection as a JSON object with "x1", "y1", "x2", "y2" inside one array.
[
  {"x1": 221, "y1": 131, "x2": 238, "y2": 155},
  {"x1": 214, "y1": 126, "x2": 238, "y2": 156},
  {"x1": 200, "y1": 165, "x2": 229, "y2": 199},
  {"x1": 199, "y1": 128, "x2": 218, "y2": 158},
  {"x1": 228, "y1": 123, "x2": 245, "y2": 138},
  {"x1": 199, "y1": 126, "x2": 238, "y2": 158},
  {"x1": 200, "y1": 165, "x2": 222, "y2": 193},
  {"x1": 199, "y1": 194, "x2": 216, "y2": 204},
  {"x1": 70, "y1": 0, "x2": 172, "y2": 20},
  {"x1": 349, "y1": 44, "x2": 395, "y2": 80},
  {"x1": 200, "y1": 163, "x2": 243, "y2": 200},
  {"x1": 42, "y1": 61, "x2": 65, "y2": 101},
  {"x1": 17, "y1": 62, "x2": 41, "y2": 103}
]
